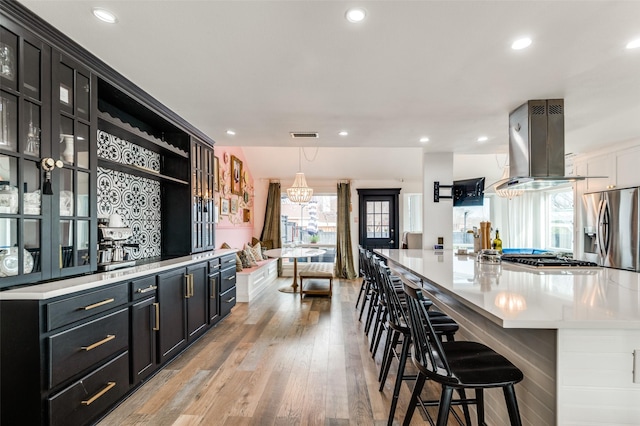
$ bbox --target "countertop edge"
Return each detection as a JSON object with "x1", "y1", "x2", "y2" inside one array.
[{"x1": 0, "y1": 249, "x2": 238, "y2": 300}]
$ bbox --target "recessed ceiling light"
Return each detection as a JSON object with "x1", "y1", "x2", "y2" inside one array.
[
  {"x1": 419, "y1": 137, "x2": 430, "y2": 143},
  {"x1": 511, "y1": 37, "x2": 532, "y2": 50},
  {"x1": 345, "y1": 8, "x2": 366, "y2": 23},
  {"x1": 226, "y1": 130, "x2": 236, "y2": 136},
  {"x1": 626, "y1": 38, "x2": 640, "y2": 49},
  {"x1": 92, "y1": 8, "x2": 118, "y2": 24},
  {"x1": 338, "y1": 131, "x2": 349, "y2": 136},
  {"x1": 477, "y1": 136, "x2": 488, "y2": 142}
]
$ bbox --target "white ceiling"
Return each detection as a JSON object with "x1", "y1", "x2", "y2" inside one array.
[{"x1": 18, "y1": 0, "x2": 640, "y2": 182}]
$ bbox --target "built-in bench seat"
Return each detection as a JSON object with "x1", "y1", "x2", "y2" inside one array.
[{"x1": 236, "y1": 258, "x2": 278, "y2": 302}]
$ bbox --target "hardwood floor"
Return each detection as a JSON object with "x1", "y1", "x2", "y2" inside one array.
[{"x1": 98, "y1": 277, "x2": 439, "y2": 425}]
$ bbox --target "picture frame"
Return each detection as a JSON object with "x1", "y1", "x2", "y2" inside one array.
[
  {"x1": 214, "y1": 156, "x2": 220, "y2": 192},
  {"x1": 231, "y1": 155, "x2": 243, "y2": 195},
  {"x1": 220, "y1": 197, "x2": 230, "y2": 215},
  {"x1": 230, "y1": 197, "x2": 238, "y2": 214}
]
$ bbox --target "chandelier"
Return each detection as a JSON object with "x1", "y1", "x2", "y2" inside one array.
[
  {"x1": 287, "y1": 148, "x2": 313, "y2": 203},
  {"x1": 496, "y1": 187, "x2": 524, "y2": 200},
  {"x1": 493, "y1": 159, "x2": 524, "y2": 200}
]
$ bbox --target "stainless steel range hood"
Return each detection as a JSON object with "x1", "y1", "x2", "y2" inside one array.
[{"x1": 496, "y1": 99, "x2": 595, "y2": 191}]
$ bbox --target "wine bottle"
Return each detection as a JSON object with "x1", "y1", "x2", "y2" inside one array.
[{"x1": 492, "y1": 229, "x2": 503, "y2": 253}]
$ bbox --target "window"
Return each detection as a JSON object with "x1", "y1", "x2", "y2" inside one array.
[
  {"x1": 547, "y1": 189, "x2": 573, "y2": 251},
  {"x1": 366, "y1": 200, "x2": 390, "y2": 238},
  {"x1": 280, "y1": 194, "x2": 337, "y2": 245},
  {"x1": 453, "y1": 199, "x2": 491, "y2": 249},
  {"x1": 404, "y1": 193, "x2": 422, "y2": 232}
]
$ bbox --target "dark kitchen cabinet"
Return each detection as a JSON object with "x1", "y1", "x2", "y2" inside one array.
[
  {"x1": 186, "y1": 262, "x2": 208, "y2": 338},
  {"x1": 0, "y1": 16, "x2": 97, "y2": 289},
  {"x1": 191, "y1": 140, "x2": 216, "y2": 252},
  {"x1": 208, "y1": 258, "x2": 221, "y2": 324},
  {"x1": 157, "y1": 267, "x2": 188, "y2": 363},
  {"x1": 219, "y1": 253, "x2": 237, "y2": 318},
  {"x1": 130, "y1": 275, "x2": 158, "y2": 385}
]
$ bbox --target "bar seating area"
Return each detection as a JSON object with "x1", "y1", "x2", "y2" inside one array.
[{"x1": 357, "y1": 247, "x2": 524, "y2": 425}]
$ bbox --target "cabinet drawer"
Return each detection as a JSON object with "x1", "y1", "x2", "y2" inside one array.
[
  {"x1": 220, "y1": 287, "x2": 236, "y2": 318},
  {"x1": 47, "y1": 283, "x2": 128, "y2": 330},
  {"x1": 220, "y1": 266, "x2": 236, "y2": 293},
  {"x1": 220, "y1": 253, "x2": 237, "y2": 271},
  {"x1": 209, "y1": 257, "x2": 220, "y2": 271},
  {"x1": 48, "y1": 351, "x2": 129, "y2": 426},
  {"x1": 130, "y1": 275, "x2": 157, "y2": 301},
  {"x1": 49, "y1": 308, "x2": 128, "y2": 389}
]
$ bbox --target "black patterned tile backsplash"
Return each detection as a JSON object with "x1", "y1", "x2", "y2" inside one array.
[
  {"x1": 97, "y1": 130, "x2": 161, "y2": 172},
  {"x1": 97, "y1": 167, "x2": 161, "y2": 260},
  {"x1": 97, "y1": 129, "x2": 162, "y2": 260}
]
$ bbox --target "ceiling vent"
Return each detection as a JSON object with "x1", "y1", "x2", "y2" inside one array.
[{"x1": 290, "y1": 132, "x2": 319, "y2": 139}]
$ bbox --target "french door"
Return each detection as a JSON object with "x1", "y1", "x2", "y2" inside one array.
[{"x1": 357, "y1": 188, "x2": 400, "y2": 250}]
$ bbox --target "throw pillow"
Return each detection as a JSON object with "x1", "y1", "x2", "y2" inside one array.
[
  {"x1": 221, "y1": 242, "x2": 231, "y2": 249},
  {"x1": 237, "y1": 250, "x2": 251, "y2": 268},
  {"x1": 248, "y1": 242, "x2": 264, "y2": 261},
  {"x1": 243, "y1": 247, "x2": 258, "y2": 266}
]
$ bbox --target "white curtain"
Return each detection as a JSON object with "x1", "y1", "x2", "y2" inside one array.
[{"x1": 493, "y1": 192, "x2": 547, "y2": 249}]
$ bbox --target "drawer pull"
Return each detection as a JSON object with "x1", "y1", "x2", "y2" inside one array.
[
  {"x1": 81, "y1": 298, "x2": 115, "y2": 311},
  {"x1": 81, "y1": 381, "x2": 116, "y2": 406},
  {"x1": 81, "y1": 334, "x2": 115, "y2": 351},
  {"x1": 225, "y1": 297, "x2": 236, "y2": 303},
  {"x1": 210, "y1": 264, "x2": 221, "y2": 270},
  {"x1": 153, "y1": 303, "x2": 160, "y2": 331},
  {"x1": 226, "y1": 276, "x2": 235, "y2": 281},
  {"x1": 136, "y1": 285, "x2": 157, "y2": 294},
  {"x1": 225, "y1": 259, "x2": 235, "y2": 264}
]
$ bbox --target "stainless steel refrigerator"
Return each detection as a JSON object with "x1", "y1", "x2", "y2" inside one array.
[{"x1": 582, "y1": 187, "x2": 639, "y2": 271}]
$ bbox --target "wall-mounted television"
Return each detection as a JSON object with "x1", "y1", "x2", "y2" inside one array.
[{"x1": 453, "y1": 177, "x2": 485, "y2": 207}]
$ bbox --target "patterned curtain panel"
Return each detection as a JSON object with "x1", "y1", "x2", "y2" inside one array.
[
  {"x1": 260, "y1": 182, "x2": 282, "y2": 275},
  {"x1": 335, "y1": 182, "x2": 357, "y2": 279}
]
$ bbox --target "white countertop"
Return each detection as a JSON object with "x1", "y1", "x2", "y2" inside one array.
[
  {"x1": 0, "y1": 249, "x2": 237, "y2": 301},
  {"x1": 375, "y1": 249, "x2": 640, "y2": 330}
]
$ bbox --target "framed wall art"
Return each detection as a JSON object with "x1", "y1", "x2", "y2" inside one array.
[
  {"x1": 230, "y1": 197, "x2": 238, "y2": 214},
  {"x1": 220, "y1": 197, "x2": 230, "y2": 215},
  {"x1": 231, "y1": 155, "x2": 242, "y2": 195}
]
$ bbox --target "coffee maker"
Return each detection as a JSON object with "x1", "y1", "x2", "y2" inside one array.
[{"x1": 98, "y1": 215, "x2": 139, "y2": 271}]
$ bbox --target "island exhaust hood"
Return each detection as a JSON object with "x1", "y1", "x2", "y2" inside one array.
[{"x1": 496, "y1": 99, "x2": 597, "y2": 191}]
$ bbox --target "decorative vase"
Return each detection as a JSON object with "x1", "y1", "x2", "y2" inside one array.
[{"x1": 60, "y1": 134, "x2": 74, "y2": 162}]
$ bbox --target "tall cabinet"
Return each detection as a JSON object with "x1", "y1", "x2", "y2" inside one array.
[{"x1": 0, "y1": 17, "x2": 97, "y2": 288}]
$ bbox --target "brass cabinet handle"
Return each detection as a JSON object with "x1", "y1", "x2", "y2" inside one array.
[
  {"x1": 226, "y1": 276, "x2": 234, "y2": 281},
  {"x1": 136, "y1": 285, "x2": 157, "y2": 294},
  {"x1": 81, "y1": 298, "x2": 115, "y2": 311},
  {"x1": 225, "y1": 297, "x2": 235, "y2": 303},
  {"x1": 209, "y1": 278, "x2": 216, "y2": 299},
  {"x1": 190, "y1": 274, "x2": 194, "y2": 298},
  {"x1": 153, "y1": 303, "x2": 160, "y2": 331},
  {"x1": 81, "y1": 334, "x2": 115, "y2": 351},
  {"x1": 184, "y1": 274, "x2": 190, "y2": 298},
  {"x1": 210, "y1": 264, "x2": 221, "y2": 270},
  {"x1": 81, "y1": 381, "x2": 116, "y2": 406}
]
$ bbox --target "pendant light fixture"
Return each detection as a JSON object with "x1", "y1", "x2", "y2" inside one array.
[{"x1": 287, "y1": 147, "x2": 313, "y2": 204}]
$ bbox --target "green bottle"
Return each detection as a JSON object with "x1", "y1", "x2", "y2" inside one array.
[{"x1": 492, "y1": 229, "x2": 503, "y2": 253}]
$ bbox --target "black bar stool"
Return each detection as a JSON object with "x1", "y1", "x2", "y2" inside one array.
[
  {"x1": 402, "y1": 283, "x2": 524, "y2": 426},
  {"x1": 374, "y1": 261, "x2": 460, "y2": 425}
]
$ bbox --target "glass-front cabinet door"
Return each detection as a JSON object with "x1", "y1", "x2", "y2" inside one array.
[
  {"x1": 0, "y1": 21, "x2": 50, "y2": 286},
  {"x1": 51, "y1": 52, "x2": 96, "y2": 277},
  {"x1": 0, "y1": 19, "x2": 96, "y2": 288},
  {"x1": 191, "y1": 140, "x2": 215, "y2": 253}
]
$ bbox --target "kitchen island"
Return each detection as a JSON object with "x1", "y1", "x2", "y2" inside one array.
[{"x1": 375, "y1": 249, "x2": 640, "y2": 426}]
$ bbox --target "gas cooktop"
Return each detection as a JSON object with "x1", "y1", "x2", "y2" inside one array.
[{"x1": 501, "y1": 254, "x2": 599, "y2": 268}]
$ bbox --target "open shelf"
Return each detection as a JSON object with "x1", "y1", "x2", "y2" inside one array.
[
  {"x1": 98, "y1": 112, "x2": 188, "y2": 158},
  {"x1": 98, "y1": 158, "x2": 189, "y2": 186}
]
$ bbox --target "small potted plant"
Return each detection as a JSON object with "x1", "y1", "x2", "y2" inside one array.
[{"x1": 310, "y1": 234, "x2": 319, "y2": 244}]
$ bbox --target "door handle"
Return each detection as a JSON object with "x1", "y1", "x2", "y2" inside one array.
[{"x1": 153, "y1": 302, "x2": 160, "y2": 331}]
